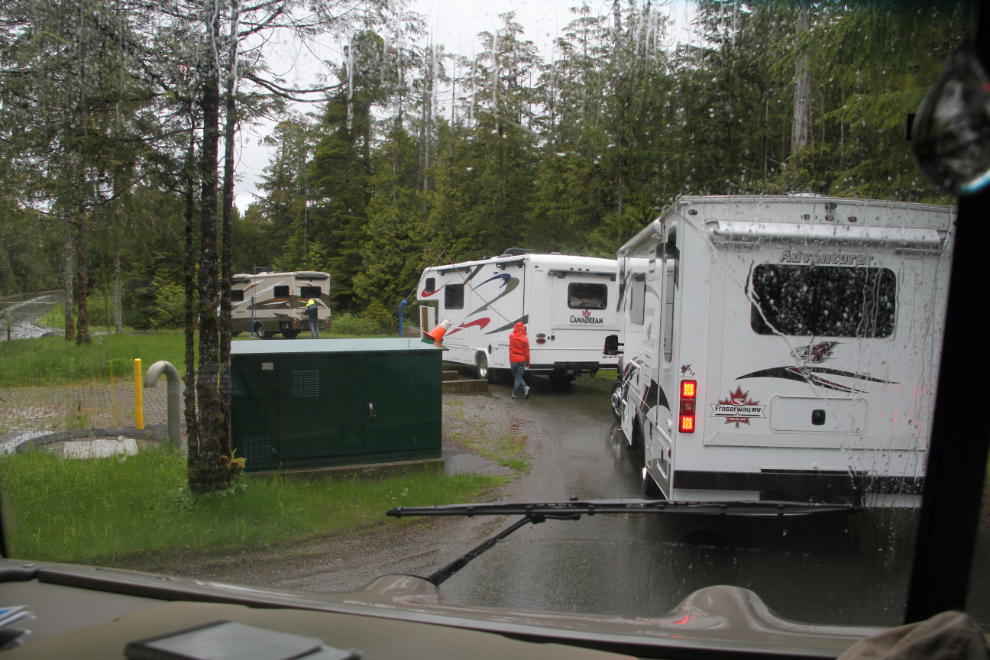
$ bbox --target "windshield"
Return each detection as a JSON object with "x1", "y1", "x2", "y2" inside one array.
[{"x1": 0, "y1": 0, "x2": 987, "y2": 643}]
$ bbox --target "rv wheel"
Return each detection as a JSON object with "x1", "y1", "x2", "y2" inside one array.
[
  {"x1": 254, "y1": 323, "x2": 270, "y2": 340},
  {"x1": 475, "y1": 354, "x2": 489, "y2": 380},
  {"x1": 629, "y1": 416, "x2": 644, "y2": 451},
  {"x1": 610, "y1": 380, "x2": 624, "y2": 422}
]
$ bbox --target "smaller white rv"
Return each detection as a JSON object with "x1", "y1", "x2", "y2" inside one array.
[
  {"x1": 611, "y1": 196, "x2": 954, "y2": 507},
  {"x1": 417, "y1": 250, "x2": 621, "y2": 383},
  {"x1": 231, "y1": 271, "x2": 331, "y2": 339}
]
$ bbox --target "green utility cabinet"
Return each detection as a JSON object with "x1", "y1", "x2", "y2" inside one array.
[{"x1": 230, "y1": 339, "x2": 442, "y2": 472}]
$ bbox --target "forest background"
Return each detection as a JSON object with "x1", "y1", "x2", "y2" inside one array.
[
  {"x1": 1, "y1": 0, "x2": 971, "y2": 322},
  {"x1": 0, "y1": 0, "x2": 974, "y2": 491}
]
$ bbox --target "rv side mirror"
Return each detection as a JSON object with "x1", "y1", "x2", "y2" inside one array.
[{"x1": 604, "y1": 334, "x2": 623, "y2": 356}]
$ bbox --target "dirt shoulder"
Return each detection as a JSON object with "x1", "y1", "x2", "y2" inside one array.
[{"x1": 123, "y1": 392, "x2": 556, "y2": 591}]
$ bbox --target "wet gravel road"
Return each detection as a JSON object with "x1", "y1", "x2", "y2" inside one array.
[
  {"x1": 438, "y1": 376, "x2": 990, "y2": 629},
  {"x1": 0, "y1": 293, "x2": 61, "y2": 341}
]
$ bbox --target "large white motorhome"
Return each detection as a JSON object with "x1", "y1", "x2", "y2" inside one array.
[
  {"x1": 417, "y1": 250, "x2": 621, "y2": 383},
  {"x1": 611, "y1": 196, "x2": 954, "y2": 507},
  {"x1": 231, "y1": 271, "x2": 331, "y2": 339}
]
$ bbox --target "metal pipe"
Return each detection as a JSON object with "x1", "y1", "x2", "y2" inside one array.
[
  {"x1": 398, "y1": 299, "x2": 407, "y2": 338},
  {"x1": 144, "y1": 360, "x2": 182, "y2": 450},
  {"x1": 134, "y1": 359, "x2": 143, "y2": 430}
]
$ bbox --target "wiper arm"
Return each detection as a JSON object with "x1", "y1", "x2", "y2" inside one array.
[
  {"x1": 389, "y1": 498, "x2": 861, "y2": 520},
  {"x1": 387, "y1": 499, "x2": 860, "y2": 586}
]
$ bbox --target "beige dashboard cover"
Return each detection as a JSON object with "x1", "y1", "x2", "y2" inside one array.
[{"x1": 837, "y1": 612, "x2": 989, "y2": 660}]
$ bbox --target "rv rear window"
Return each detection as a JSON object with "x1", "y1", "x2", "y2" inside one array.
[
  {"x1": 424, "y1": 278, "x2": 435, "y2": 294},
  {"x1": 299, "y1": 286, "x2": 321, "y2": 297},
  {"x1": 445, "y1": 284, "x2": 464, "y2": 309},
  {"x1": 568, "y1": 283, "x2": 608, "y2": 310},
  {"x1": 273, "y1": 285, "x2": 289, "y2": 297},
  {"x1": 750, "y1": 265, "x2": 897, "y2": 338},
  {"x1": 231, "y1": 290, "x2": 244, "y2": 302}
]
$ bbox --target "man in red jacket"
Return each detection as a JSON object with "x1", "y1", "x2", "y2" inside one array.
[{"x1": 509, "y1": 322, "x2": 530, "y2": 399}]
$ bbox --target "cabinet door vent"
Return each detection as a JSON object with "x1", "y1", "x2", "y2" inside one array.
[
  {"x1": 291, "y1": 370, "x2": 320, "y2": 397},
  {"x1": 242, "y1": 436, "x2": 272, "y2": 465}
]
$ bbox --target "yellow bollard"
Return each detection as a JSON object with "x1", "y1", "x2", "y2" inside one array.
[{"x1": 134, "y1": 358, "x2": 143, "y2": 430}]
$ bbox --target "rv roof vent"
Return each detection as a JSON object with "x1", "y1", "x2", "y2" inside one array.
[
  {"x1": 253, "y1": 266, "x2": 272, "y2": 274},
  {"x1": 501, "y1": 248, "x2": 536, "y2": 256},
  {"x1": 549, "y1": 251, "x2": 561, "y2": 255}
]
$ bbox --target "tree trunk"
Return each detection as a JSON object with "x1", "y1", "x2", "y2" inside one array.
[
  {"x1": 74, "y1": 216, "x2": 91, "y2": 345},
  {"x1": 183, "y1": 119, "x2": 199, "y2": 459},
  {"x1": 790, "y1": 0, "x2": 811, "y2": 157},
  {"x1": 113, "y1": 235, "x2": 122, "y2": 332},
  {"x1": 218, "y1": 0, "x2": 238, "y2": 473},
  {"x1": 63, "y1": 228, "x2": 75, "y2": 341},
  {"x1": 189, "y1": 26, "x2": 227, "y2": 494}
]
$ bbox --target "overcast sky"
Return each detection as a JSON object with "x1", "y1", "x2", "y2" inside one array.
[{"x1": 230, "y1": 0, "x2": 697, "y2": 212}]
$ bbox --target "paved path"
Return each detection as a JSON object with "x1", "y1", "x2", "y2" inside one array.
[{"x1": 0, "y1": 293, "x2": 62, "y2": 341}]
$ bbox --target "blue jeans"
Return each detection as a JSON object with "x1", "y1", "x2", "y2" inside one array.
[
  {"x1": 511, "y1": 362, "x2": 527, "y2": 396},
  {"x1": 309, "y1": 320, "x2": 319, "y2": 338}
]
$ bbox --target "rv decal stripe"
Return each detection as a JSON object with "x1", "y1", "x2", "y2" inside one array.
[
  {"x1": 736, "y1": 366, "x2": 897, "y2": 393},
  {"x1": 641, "y1": 379, "x2": 671, "y2": 413},
  {"x1": 484, "y1": 315, "x2": 529, "y2": 335},
  {"x1": 420, "y1": 283, "x2": 447, "y2": 298},
  {"x1": 808, "y1": 367, "x2": 895, "y2": 384},
  {"x1": 446, "y1": 318, "x2": 491, "y2": 336},
  {"x1": 478, "y1": 273, "x2": 511, "y2": 289},
  {"x1": 740, "y1": 366, "x2": 862, "y2": 392},
  {"x1": 464, "y1": 265, "x2": 485, "y2": 283},
  {"x1": 467, "y1": 277, "x2": 519, "y2": 316}
]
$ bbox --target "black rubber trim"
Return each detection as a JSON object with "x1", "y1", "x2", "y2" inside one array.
[
  {"x1": 905, "y1": 6, "x2": 990, "y2": 619},
  {"x1": 673, "y1": 470, "x2": 923, "y2": 497}
]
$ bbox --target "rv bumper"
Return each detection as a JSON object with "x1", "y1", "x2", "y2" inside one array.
[
  {"x1": 529, "y1": 361, "x2": 618, "y2": 376},
  {"x1": 672, "y1": 470, "x2": 924, "y2": 505}
]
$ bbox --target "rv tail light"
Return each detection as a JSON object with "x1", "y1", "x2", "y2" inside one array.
[{"x1": 679, "y1": 379, "x2": 697, "y2": 434}]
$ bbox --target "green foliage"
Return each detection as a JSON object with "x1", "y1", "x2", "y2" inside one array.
[
  {"x1": 148, "y1": 273, "x2": 185, "y2": 330},
  {"x1": 330, "y1": 312, "x2": 383, "y2": 336},
  {"x1": 0, "y1": 446, "x2": 505, "y2": 565},
  {"x1": 0, "y1": 332, "x2": 189, "y2": 386},
  {"x1": 362, "y1": 299, "x2": 398, "y2": 332}
]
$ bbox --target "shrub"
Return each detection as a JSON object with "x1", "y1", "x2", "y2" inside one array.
[
  {"x1": 148, "y1": 274, "x2": 185, "y2": 330},
  {"x1": 331, "y1": 312, "x2": 382, "y2": 335},
  {"x1": 362, "y1": 299, "x2": 398, "y2": 332}
]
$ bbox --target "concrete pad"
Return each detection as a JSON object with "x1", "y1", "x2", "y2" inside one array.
[{"x1": 62, "y1": 438, "x2": 138, "y2": 459}]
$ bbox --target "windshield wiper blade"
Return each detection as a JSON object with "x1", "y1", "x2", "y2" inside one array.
[
  {"x1": 388, "y1": 498, "x2": 861, "y2": 520},
  {"x1": 387, "y1": 499, "x2": 860, "y2": 586}
]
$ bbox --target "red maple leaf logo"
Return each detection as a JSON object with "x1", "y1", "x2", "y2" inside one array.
[
  {"x1": 728, "y1": 386, "x2": 749, "y2": 405},
  {"x1": 582, "y1": 309, "x2": 590, "y2": 317}
]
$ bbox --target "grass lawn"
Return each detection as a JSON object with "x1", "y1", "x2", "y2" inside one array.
[
  {"x1": 0, "y1": 333, "x2": 189, "y2": 387},
  {"x1": 0, "y1": 331, "x2": 404, "y2": 387},
  {"x1": 0, "y1": 446, "x2": 504, "y2": 566}
]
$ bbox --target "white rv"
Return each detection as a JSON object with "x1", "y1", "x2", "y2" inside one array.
[
  {"x1": 417, "y1": 251, "x2": 621, "y2": 383},
  {"x1": 611, "y1": 196, "x2": 954, "y2": 507},
  {"x1": 231, "y1": 271, "x2": 331, "y2": 339}
]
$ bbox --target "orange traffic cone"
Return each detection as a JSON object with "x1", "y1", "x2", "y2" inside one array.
[{"x1": 422, "y1": 319, "x2": 451, "y2": 346}]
